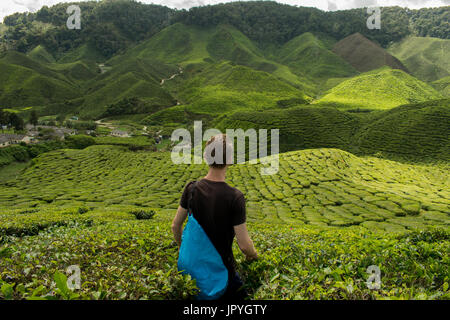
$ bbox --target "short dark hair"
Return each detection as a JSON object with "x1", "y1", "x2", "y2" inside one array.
[{"x1": 204, "y1": 134, "x2": 233, "y2": 169}]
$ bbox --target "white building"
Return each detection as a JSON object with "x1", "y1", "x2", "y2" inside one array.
[
  {"x1": 0, "y1": 134, "x2": 33, "y2": 148},
  {"x1": 111, "y1": 129, "x2": 130, "y2": 138}
]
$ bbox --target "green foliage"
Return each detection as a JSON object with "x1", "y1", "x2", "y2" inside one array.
[
  {"x1": 180, "y1": 3, "x2": 448, "y2": 46},
  {"x1": 432, "y1": 76, "x2": 450, "y2": 97},
  {"x1": 0, "y1": 145, "x2": 29, "y2": 166},
  {"x1": 4, "y1": 1, "x2": 173, "y2": 58},
  {"x1": 0, "y1": 207, "x2": 447, "y2": 300},
  {"x1": 78, "y1": 206, "x2": 90, "y2": 214},
  {"x1": 66, "y1": 120, "x2": 97, "y2": 131},
  {"x1": 130, "y1": 209, "x2": 156, "y2": 220},
  {"x1": 0, "y1": 140, "x2": 68, "y2": 168},
  {"x1": 78, "y1": 59, "x2": 177, "y2": 118},
  {"x1": 0, "y1": 211, "x2": 198, "y2": 300},
  {"x1": 94, "y1": 136, "x2": 155, "y2": 149},
  {"x1": 65, "y1": 135, "x2": 96, "y2": 149},
  {"x1": 29, "y1": 110, "x2": 39, "y2": 126},
  {"x1": 102, "y1": 97, "x2": 165, "y2": 118},
  {"x1": 0, "y1": 108, "x2": 25, "y2": 131},
  {"x1": 237, "y1": 224, "x2": 449, "y2": 299}
]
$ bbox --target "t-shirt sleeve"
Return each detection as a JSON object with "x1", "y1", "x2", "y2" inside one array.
[
  {"x1": 231, "y1": 193, "x2": 246, "y2": 226},
  {"x1": 179, "y1": 181, "x2": 194, "y2": 209}
]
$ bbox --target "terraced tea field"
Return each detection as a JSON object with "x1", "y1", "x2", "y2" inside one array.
[
  {"x1": 1, "y1": 145, "x2": 448, "y2": 233},
  {"x1": 0, "y1": 145, "x2": 449, "y2": 300}
]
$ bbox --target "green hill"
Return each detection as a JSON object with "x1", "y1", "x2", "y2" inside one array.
[
  {"x1": 142, "y1": 61, "x2": 307, "y2": 125},
  {"x1": 214, "y1": 106, "x2": 361, "y2": 153},
  {"x1": 213, "y1": 98, "x2": 450, "y2": 161},
  {"x1": 27, "y1": 45, "x2": 56, "y2": 64},
  {"x1": 46, "y1": 61, "x2": 99, "y2": 83},
  {"x1": 316, "y1": 67, "x2": 442, "y2": 109},
  {"x1": 277, "y1": 32, "x2": 358, "y2": 81},
  {"x1": 433, "y1": 76, "x2": 450, "y2": 96},
  {"x1": 0, "y1": 51, "x2": 72, "y2": 84},
  {"x1": 354, "y1": 99, "x2": 450, "y2": 160},
  {"x1": 333, "y1": 33, "x2": 408, "y2": 73},
  {"x1": 58, "y1": 44, "x2": 106, "y2": 64},
  {"x1": 388, "y1": 36, "x2": 450, "y2": 82},
  {"x1": 207, "y1": 24, "x2": 266, "y2": 67},
  {"x1": 77, "y1": 58, "x2": 178, "y2": 118},
  {"x1": 109, "y1": 22, "x2": 316, "y2": 95},
  {"x1": 108, "y1": 23, "x2": 213, "y2": 67},
  {"x1": 0, "y1": 146, "x2": 448, "y2": 231},
  {"x1": 0, "y1": 53, "x2": 80, "y2": 109}
]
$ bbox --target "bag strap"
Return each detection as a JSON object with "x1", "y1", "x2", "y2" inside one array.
[{"x1": 187, "y1": 181, "x2": 197, "y2": 215}]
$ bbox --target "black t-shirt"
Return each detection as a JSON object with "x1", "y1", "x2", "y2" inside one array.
[{"x1": 180, "y1": 178, "x2": 246, "y2": 275}]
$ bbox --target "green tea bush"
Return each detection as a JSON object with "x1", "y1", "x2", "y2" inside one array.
[
  {"x1": 65, "y1": 135, "x2": 96, "y2": 149},
  {"x1": 0, "y1": 145, "x2": 29, "y2": 166},
  {"x1": 0, "y1": 145, "x2": 448, "y2": 300},
  {"x1": 0, "y1": 211, "x2": 447, "y2": 300},
  {"x1": 130, "y1": 209, "x2": 156, "y2": 220}
]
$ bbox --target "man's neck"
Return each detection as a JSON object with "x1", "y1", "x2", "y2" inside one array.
[{"x1": 204, "y1": 168, "x2": 227, "y2": 182}]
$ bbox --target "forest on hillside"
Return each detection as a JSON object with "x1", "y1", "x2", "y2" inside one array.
[{"x1": 1, "y1": 1, "x2": 449, "y2": 58}]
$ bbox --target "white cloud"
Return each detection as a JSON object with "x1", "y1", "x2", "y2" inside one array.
[
  {"x1": 328, "y1": 1, "x2": 338, "y2": 11},
  {"x1": 0, "y1": 0, "x2": 448, "y2": 22}
]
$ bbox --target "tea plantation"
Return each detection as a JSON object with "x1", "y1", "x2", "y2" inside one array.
[{"x1": 0, "y1": 145, "x2": 448, "y2": 300}]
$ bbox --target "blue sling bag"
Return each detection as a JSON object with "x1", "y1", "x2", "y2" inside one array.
[{"x1": 177, "y1": 181, "x2": 229, "y2": 300}]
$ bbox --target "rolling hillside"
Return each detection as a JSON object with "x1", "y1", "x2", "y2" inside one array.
[
  {"x1": 214, "y1": 106, "x2": 361, "y2": 153},
  {"x1": 0, "y1": 146, "x2": 448, "y2": 231},
  {"x1": 27, "y1": 45, "x2": 56, "y2": 64},
  {"x1": 388, "y1": 36, "x2": 450, "y2": 82},
  {"x1": 433, "y1": 76, "x2": 450, "y2": 96},
  {"x1": 333, "y1": 33, "x2": 408, "y2": 73},
  {"x1": 78, "y1": 58, "x2": 178, "y2": 118},
  {"x1": 213, "y1": 98, "x2": 450, "y2": 161},
  {"x1": 107, "y1": 22, "x2": 316, "y2": 94},
  {"x1": 276, "y1": 32, "x2": 358, "y2": 81},
  {"x1": 316, "y1": 67, "x2": 442, "y2": 109},
  {"x1": 1, "y1": 145, "x2": 448, "y2": 300},
  {"x1": 354, "y1": 99, "x2": 450, "y2": 160},
  {"x1": 0, "y1": 51, "x2": 80, "y2": 109}
]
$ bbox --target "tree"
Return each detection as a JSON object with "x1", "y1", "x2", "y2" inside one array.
[
  {"x1": 9, "y1": 113, "x2": 25, "y2": 132},
  {"x1": 0, "y1": 109, "x2": 8, "y2": 133},
  {"x1": 56, "y1": 114, "x2": 65, "y2": 126},
  {"x1": 29, "y1": 110, "x2": 39, "y2": 127}
]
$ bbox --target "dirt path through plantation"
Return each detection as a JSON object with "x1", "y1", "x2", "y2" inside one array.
[{"x1": 160, "y1": 66, "x2": 183, "y2": 85}]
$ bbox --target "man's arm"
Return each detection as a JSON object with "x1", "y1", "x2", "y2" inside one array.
[
  {"x1": 172, "y1": 206, "x2": 188, "y2": 247},
  {"x1": 234, "y1": 223, "x2": 258, "y2": 261}
]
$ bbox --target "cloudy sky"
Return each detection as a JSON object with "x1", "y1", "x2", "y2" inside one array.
[{"x1": 1, "y1": 0, "x2": 449, "y2": 22}]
